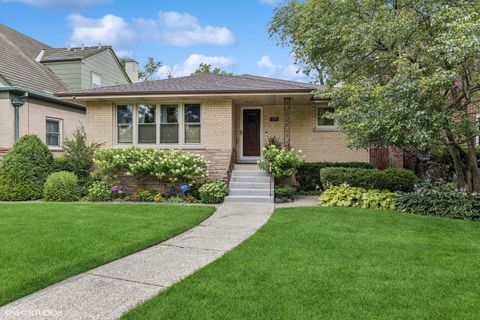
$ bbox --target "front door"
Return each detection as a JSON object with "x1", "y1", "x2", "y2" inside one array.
[{"x1": 242, "y1": 108, "x2": 261, "y2": 157}]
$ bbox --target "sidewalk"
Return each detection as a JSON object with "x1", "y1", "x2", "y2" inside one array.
[{"x1": 0, "y1": 202, "x2": 274, "y2": 320}]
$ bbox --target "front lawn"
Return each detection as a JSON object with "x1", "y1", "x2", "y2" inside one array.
[
  {"x1": 123, "y1": 207, "x2": 480, "y2": 320},
  {"x1": 0, "y1": 203, "x2": 214, "y2": 306}
]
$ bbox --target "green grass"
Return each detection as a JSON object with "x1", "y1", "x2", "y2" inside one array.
[
  {"x1": 122, "y1": 207, "x2": 480, "y2": 320},
  {"x1": 0, "y1": 203, "x2": 214, "y2": 306}
]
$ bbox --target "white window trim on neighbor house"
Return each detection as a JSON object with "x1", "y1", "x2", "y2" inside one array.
[
  {"x1": 315, "y1": 105, "x2": 338, "y2": 131},
  {"x1": 114, "y1": 102, "x2": 203, "y2": 149},
  {"x1": 91, "y1": 72, "x2": 102, "y2": 88},
  {"x1": 45, "y1": 117, "x2": 63, "y2": 149}
]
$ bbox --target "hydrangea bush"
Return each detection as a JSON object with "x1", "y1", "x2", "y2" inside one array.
[
  {"x1": 93, "y1": 148, "x2": 208, "y2": 184},
  {"x1": 257, "y1": 145, "x2": 304, "y2": 178}
]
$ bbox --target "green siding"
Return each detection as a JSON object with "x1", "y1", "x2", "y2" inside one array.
[
  {"x1": 42, "y1": 61, "x2": 82, "y2": 90},
  {"x1": 81, "y1": 50, "x2": 130, "y2": 89}
]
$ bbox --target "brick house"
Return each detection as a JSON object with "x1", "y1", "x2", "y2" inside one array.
[{"x1": 57, "y1": 74, "x2": 369, "y2": 181}]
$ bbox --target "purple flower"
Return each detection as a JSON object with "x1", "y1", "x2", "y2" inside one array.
[{"x1": 111, "y1": 185, "x2": 126, "y2": 194}]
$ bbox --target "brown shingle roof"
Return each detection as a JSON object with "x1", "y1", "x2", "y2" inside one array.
[
  {"x1": 41, "y1": 46, "x2": 111, "y2": 62},
  {"x1": 57, "y1": 74, "x2": 323, "y2": 97},
  {"x1": 0, "y1": 23, "x2": 68, "y2": 93}
]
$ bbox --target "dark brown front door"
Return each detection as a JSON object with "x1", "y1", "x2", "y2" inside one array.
[{"x1": 242, "y1": 109, "x2": 261, "y2": 157}]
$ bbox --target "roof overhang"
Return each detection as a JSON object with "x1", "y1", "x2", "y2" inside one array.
[
  {"x1": 58, "y1": 90, "x2": 317, "y2": 101},
  {"x1": 0, "y1": 86, "x2": 86, "y2": 111}
]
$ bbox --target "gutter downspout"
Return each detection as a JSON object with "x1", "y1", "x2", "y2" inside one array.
[{"x1": 11, "y1": 92, "x2": 28, "y2": 142}]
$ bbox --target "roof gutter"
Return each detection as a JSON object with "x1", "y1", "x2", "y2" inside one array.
[
  {"x1": 57, "y1": 90, "x2": 317, "y2": 100},
  {"x1": 0, "y1": 86, "x2": 85, "y2": 111}
]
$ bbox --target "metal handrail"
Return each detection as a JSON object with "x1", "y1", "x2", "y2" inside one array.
[{"x1": 226, "y1": 148, "x2": 236, "y2": 187}]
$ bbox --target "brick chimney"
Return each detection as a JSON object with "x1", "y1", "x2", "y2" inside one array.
[{"x1": 125, "y1": 60, "x2": 139, "y2": 83}]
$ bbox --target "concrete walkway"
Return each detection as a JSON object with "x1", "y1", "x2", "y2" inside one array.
[
  {"x1": 276, "y1": 195, "x2": 318, "y2": 208},
  {"x1": 0, "y1": 202, "x2": 274, "y2": 320}
]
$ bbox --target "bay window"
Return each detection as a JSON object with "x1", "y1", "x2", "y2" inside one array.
[
  {"x1": 138, "y1": 105, "x2": 156, "y2": 144},
  {"x1": 116, "y1": 103, "x2": 201, "y2": 146},
  {"x1": 117, "y1": 105, "x2": 133, "y2": 143},
  {"x1": 160, "y1": 104, "x2": 179, "y2": 144}
]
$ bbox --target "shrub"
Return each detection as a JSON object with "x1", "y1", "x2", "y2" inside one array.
[
  {"x1": 44, "y1": 171, "x2": 80, "y2": 202},
  {"x1": 52, "y1": 156, "x2": 74, "y2": 173},
  {"x1": 93, "y1": 148, "x2": 208, "y2": 184},
  {"x1": 361, "y1": 189, "x2": 397, "y2": 210},
  {"x1": 296, "y1": 162, "x2": 373, "y2": 192},
  {"x1": 319, "y1": 184, "x2": 396, "y2": 211},
  {"x1": 274, "y1": 186, "x2": 295, "y2": 203},
  {"x1": 383, "y1": 168, "x2": 417, "y2": 192},
  {"x1": 265, "y1": 135, "x2": 283, "y2": 148},
  {"x1": 129, "y1": 189, "x2": 156, "y2": 202},
  {"x1": 319, "y1": 184, "x2": 365, "y2": 208},
  {"x1": 62, "y1": 126, "x2": 101, "y2": 185},
  {"x1": 199, "y1": 181, "x2": 228, "y2": 204},
  {"x1": 396, "y1": 184, "x2": 480, "y2": 220},
  {"x1": 84, "y1": 181, "x2": 115, "y2": 202},
  {"x1": 320, "y1": 167, "x2": 417, "y2": 192},
  {"x1": 0, "y1": 135, "x2": 53, "y2": 201},
  {"x1": 258, "y1": 145, "x2": 304, "y2": 178}
]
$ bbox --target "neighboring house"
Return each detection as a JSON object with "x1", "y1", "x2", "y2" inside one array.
[
  {"x1": 0, "y1": 23, "x2": 134, "y2": 154},
  {"x1": 57, "y1": 74, "x2": 370, "y2": 179}
]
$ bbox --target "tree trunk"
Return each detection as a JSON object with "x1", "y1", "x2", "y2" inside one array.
[
  {"x1": 466, "y1": 138, "x2": 480, "y2": 192},
  {"x1": 447, "y1": 144, "x2": 470, "y2": 191}
]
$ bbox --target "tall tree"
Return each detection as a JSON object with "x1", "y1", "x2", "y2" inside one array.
[
  {"x1": 192, "y1": 63, "x2": 233, "y2": 76},
  {"x1": 270, "y1": 0, "x2": 480, "y2": 192},
  {"x1": 138, "y1": 57, "x2": 163, "y2": 81}
]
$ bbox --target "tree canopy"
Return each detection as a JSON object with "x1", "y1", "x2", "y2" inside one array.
[
  {"x1": 191, "y1": 63, "x2": 233, "y2": 76},
  {"x1": 270, "y1": 0, "x2": 480, "y2": 192}
]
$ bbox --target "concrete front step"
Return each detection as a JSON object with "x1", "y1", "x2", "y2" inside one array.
[
  {"x1": 229, "y1": 188, "x2": 272, "y2": 197},
  {"x1": 231, "y1": 176, "x2": 270, "y2": 183},
  {"x1": 229, "y1": 182, "x2": 271, "y2": 190},
  {"x1": 234, "y1": 164, "x2": 261, "y2": 170},
  {"x1": 232, "y1": 170, "x2": 268, "y2": 177},
  {"x1": 224, "y1": 195, "x2": 274, "y2": 203}
]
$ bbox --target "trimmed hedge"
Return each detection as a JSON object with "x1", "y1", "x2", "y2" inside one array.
[
  {"x1": 320, "y1": 167, "x2": 417, "y2": 192},
  {"x1": 0, "y1": 135, "x2": 53, "y2": 201},
  {"x1": 295, "y1": 162, "x2": 373, "y2": 192},
  {"x1": 44, "y1": 171, "x2": 80, "y2": 202}
]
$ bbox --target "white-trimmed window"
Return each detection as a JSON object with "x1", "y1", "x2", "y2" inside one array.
[
  {"x1": 46, "y1": 118, "x2": 61, "y2": 147},
  {"x1": 91, "y1": 72, "x2": 102, "y2": 88},
  {"x1": 117, "y1": 105, "x2": 133, "y2": 143},
  {"x1": 160, "y1": 104, "x2": 179, "y2": 144},
  {"x1": 316, "y1": 106, "x2": 337, "y2": 130},
  {"x1": 138, "y1": 105, "x2": 156, "y2": 144},
  {"x1": 184, "y1": 104, "x2": 201, "y2": 144},
  {"x1": 115, "y1": 103, "x2": 202, "y2": 146}
]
